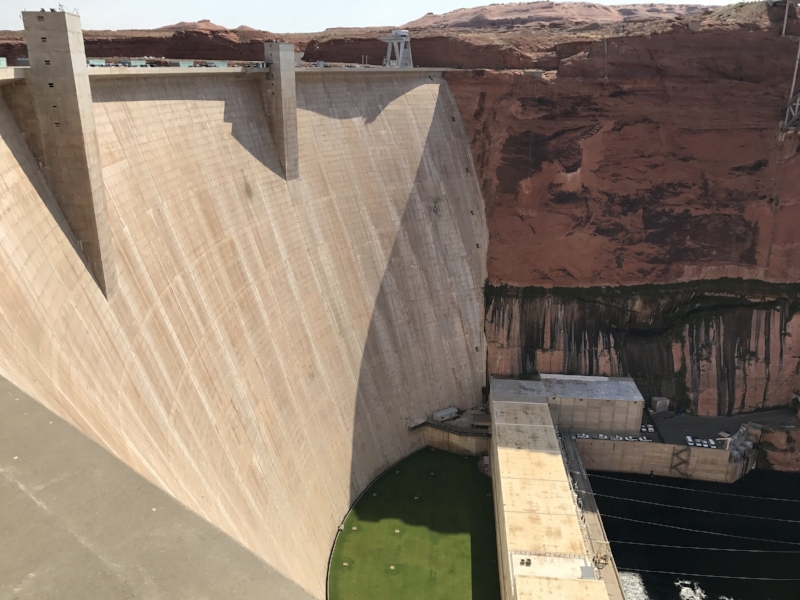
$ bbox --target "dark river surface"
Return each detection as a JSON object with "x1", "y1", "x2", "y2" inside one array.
[{"x1": 589, "y1": 469, "x2": 800, "y2": 600}]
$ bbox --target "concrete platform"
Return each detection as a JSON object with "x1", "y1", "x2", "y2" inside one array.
[
  {"x1": 491, "y1": 378, "x2": 613, "y2": 600},
  {"x1": 0, "y1": 377, "x2": 314, "y2": 600},
  {"x1": 0, "y1": 67, "x2": 27, "y2": 86}
]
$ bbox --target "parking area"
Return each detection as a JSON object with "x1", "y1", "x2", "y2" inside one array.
[
  {"x1": 572, "y1": 412, "x2": 659, "y2": 444},
  {"x1": 652, "y1": 408, "x2": 796, "y2": 446}
]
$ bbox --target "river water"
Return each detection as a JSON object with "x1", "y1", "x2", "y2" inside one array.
[{"x1": 589, "y1": 469, "x2": 800, "y2": 600}]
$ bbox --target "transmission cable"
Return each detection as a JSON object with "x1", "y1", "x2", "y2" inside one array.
[
  {"x1": 601, "y1": 514, "x2": 800, "y2": 546},
  {"x1": 608, "y1": 540, "x2": 800, "y2": 553},
  {"x1": 623, "y1": 568, "x2": 800, "y2": 582},
  {"x1": 580, "y1": 490, "x2": 800, "y2": 523},
  {"x1": 586, "y1": 472, "x2": 800, "y2": 503}
]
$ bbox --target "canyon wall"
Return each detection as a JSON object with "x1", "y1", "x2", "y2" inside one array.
[
  {"x1": 0, "y1": 71, "x2": 486, "y2": 598},
  {"x1": 445, "y1": 27, "x2": 800, "y2": 411},
  {"x1": 447, "y1": 29, "x2": 800, "y2": 288},
  {"x1": 485, "y1": 282, "x2": 800, "y2": 415}
]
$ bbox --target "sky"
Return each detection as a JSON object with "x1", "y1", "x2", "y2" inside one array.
[{"x1": 1, "y1": 0, "x2": 733, "y2": 33}]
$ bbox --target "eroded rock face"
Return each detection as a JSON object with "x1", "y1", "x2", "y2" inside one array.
[
  {"x1": 446, "y1": 29, "x2": 800, "y2": 288},
  {"x1": 485, "y1": 282, "x2": 800, "y2": 415},
  {"x1": 759, "y1": 429, "x2": 800, "y2": 470}
]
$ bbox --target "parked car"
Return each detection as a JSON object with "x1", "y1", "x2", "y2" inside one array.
[
  {"x1": 647, "y1": 424, "x2": 655, "y2": 433},
  {"x1": 641, "y1": 425, "x2": 647, "y2": 432},
  {"x1": 624, "y1": 436, "x2": 636, "y2": 441},
  {"x1": 708, "y1": 439, "x2": 717, "y2": 449},
  {"x1": 576, "y1": 433, "x2": 590, "y2": 439},
  {"x1": 686, "y1": 436, "x2": 694, "y2": 446},
  {"x1": 639, "y1": 436, "x2": 652, "y2": 442},
  {"x1": 598, "y1": 434, "x2": 609, "y2": 440},
  {"x1": 611, "y1": 435, "x2": 623, "y2": 441}
]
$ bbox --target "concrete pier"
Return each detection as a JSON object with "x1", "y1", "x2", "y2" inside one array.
[
  {"x1": 263, "y1": 42, "x2": 299, "y2": 179},
  {"x1": 21, "y1": 11, "x2": 117, "y2": 297}
]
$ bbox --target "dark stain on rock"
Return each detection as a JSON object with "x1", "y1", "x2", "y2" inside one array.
[
  {"x1": 474, "y1": 91, "x2": 486, "y2": 120},
  {"x1": 731, "y1": 159, "x2": 768, "y2": 174},
  {"x1": 495, "y1": 127, "x2": 582, "y2": 194},
  {"x1": 551, "y1": 191, "x2": 586, "y2": 205},
  {"x1": 641, "y1": 208, "x2": 758, "y2": 264},
  {"x1": 519, "y1": 96, "x2": 556, "y2": 110},
  {"x1": 485, "y1": 280, "x2": 800, "y2": 414},
  {"x1": 594, "y1": 222, "x2": 627, "y2": 239},
  {"x1": 601, "y1": 182, "x2": 690, "y2": 217}
]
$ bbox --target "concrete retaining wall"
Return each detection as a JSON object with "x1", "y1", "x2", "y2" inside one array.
[
  {"x1": 416, "y1": 425, "x2": 490, "y2": 455},
  {"x1": 549, "y1": 397, "x2": 642, "y2": 436},
  {"x1": 577, "y1": 439, "x2": 753, "y2": 483}
]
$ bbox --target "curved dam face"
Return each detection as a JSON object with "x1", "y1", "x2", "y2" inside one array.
[{"x1": 0, "y1": 70, "x2": 486, "y2": 597}]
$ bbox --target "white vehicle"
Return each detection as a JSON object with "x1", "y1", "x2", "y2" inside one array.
[
  {"x1": 598, "y1": 434, "x2": 609, "y2": 440},
  {"x1": 432, "y1": 407, "x2": 459, "y2": 422},
  {"x1": 611, "y1": 435, "x2": 623, "y2": 441},
  {"x1": 639, "y1": 436, "x2": 652, "y2": 442},
  {"x1": 708, "y1": 439, "x2": 717, "y2": 449},
  {"x1": 641, "y1": 425, "x2": 647, "y2": 433},
  {"x1": 624, "y1": 436, "x2": 636, "y2": 442},
  {"x1": 576, "y1": 433, "x2": 590, "y2": 439},
  {"x1": 647, "y1": 424, "x2": 655, "y2": 433},
  {"x1": 686, "y1": 436, "x2": 694, "y2": 446}
]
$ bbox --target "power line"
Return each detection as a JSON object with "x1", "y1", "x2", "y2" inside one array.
[
  {"x1": 584, "y1": 491, "x2": 800, "y2": 524},
  {"x1": 601, "y1": 514, "x2": 800, "y2": 546},
  {"x1": 586, "y1": 473, "x2": 800, "y2": 503},
  {"x1": 623, "y1": 568, "x2": 800, "y2": 582},
  {"x1": 608, "y1": 540, "x2": 800, "y2": 553}
]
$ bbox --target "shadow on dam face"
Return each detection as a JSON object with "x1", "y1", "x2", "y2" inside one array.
[
  {"x1": 90, "y1": 75, "x2": 287, "y2": 179},
  {"x1": 0, "y1": 85, "x2": 92, "y2": 278},
  {"x1": 89, "y1": 73, "x2": 436, "y2": 178},
  {"x1": 347, "y1": 81, "x2": 485, "y2": 508},
  {"x1": 0, "y1": 69, "x2": 486, "y2": 598}
]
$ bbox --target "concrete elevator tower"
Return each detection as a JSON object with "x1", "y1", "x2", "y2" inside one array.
[
  {"x1": 263, "y1": 42, "x2": 299, "y2": 180},
  {"x1": 21, "y1": 10, "x2": 117, "y2": 297}
]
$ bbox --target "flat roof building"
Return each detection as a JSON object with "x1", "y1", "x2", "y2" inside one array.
[{"x1": 492, "y1": 375, "x2": 644, "y2": 436}]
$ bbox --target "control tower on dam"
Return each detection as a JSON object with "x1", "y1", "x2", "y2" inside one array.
[{"x1": 0, "y1": 10, "x2": 486, "y2": 598}]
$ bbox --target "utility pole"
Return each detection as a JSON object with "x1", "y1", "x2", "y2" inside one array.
[{"x1": 782, "y1": 0, "x2": 796, "y2": 36}]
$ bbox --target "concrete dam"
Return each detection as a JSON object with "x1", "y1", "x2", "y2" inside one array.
[{"x1": 0, "y1": 12, "x2": 486, "y2": 598}]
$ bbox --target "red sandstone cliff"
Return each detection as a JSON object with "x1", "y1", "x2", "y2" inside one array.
[
  {"x1": 760, "y1": 426, "x2": 800, "y2": 470},
  {"x1": 446, "y1": 26, "x2": 800, "y2": 287}
]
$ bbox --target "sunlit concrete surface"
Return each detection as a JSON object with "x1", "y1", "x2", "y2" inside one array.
[
  {"x1": 0, "y1": 63, "x2": 486, "y2": 598},
  {"x1": 490, "y1": 380, "x2": 610, "y2": 600},
  {"x1": 0, "y1": 376, "x2": 314, "y2": 600}
]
